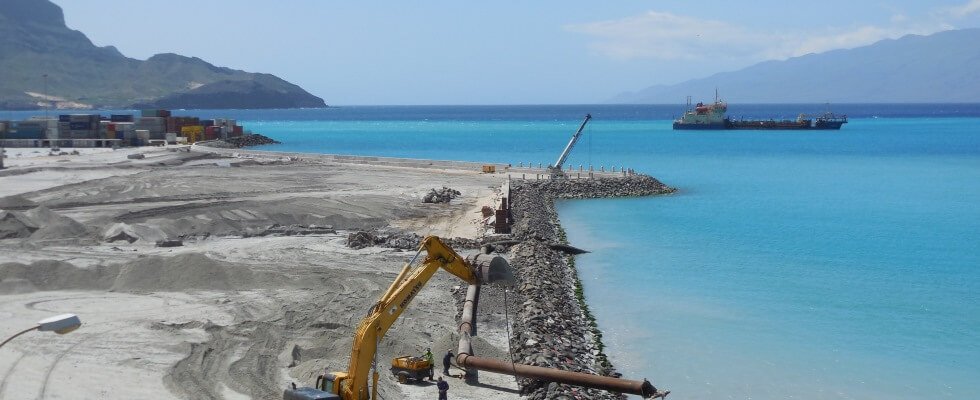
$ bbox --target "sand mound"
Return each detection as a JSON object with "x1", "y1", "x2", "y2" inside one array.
[
  {"x1": 0, "y1": 278, "x2": 38, "y2": 294},
  {"x1": 24, "y1": 206, "x2": 92, "y2": 241},
  {"x1": 0, "y1": 194, "x2": 37, "y2": 209},
  {"x1": 0, "y1": 253, "x2": 279, "y2": 293},
  {"x1": 102, "y1": 222, "x2": 168, "y2": 243},
  {"x1": 111, "y1": 253, "x2": 259, "y2": 291},
  {"x1": 0, "y1": 260, "x2": 119, "y2": 290},
  {"x1": 0, "y1": 210, "x2": 38, "y2": 239}
]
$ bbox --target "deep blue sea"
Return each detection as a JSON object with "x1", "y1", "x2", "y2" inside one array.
[{"x1": 6, "y1": 104, "x2": 979, "y2": 399}]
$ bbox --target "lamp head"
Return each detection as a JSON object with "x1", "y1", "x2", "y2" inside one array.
[{"x1": 37, "y1": 314, "x2": 81, "y2": 334}]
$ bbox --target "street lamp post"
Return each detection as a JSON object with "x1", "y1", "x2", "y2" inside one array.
[{"x1": 0, "y1": 314, "x2": 82, "y2": 349}]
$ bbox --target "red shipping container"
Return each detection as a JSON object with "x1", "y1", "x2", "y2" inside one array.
[{"x1": 233, "y1": 125, "x2": 243, "y2": 136}]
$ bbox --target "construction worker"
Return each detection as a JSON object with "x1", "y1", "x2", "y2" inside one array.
[
  {"x1": 436, "y1": 376, "x2": 449, "y2": 400},
  {"x1": 424, "y1": 348, "x2": 434, "y2": 380},
  {"x1": 442, "y1": 350, "x2": 454, "y2": 376}
]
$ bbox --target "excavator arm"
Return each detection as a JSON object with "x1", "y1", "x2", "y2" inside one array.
[
  {"x1": 286, "y1": 236, "x2": 510, "y2": 400},
  {"x1": 339, "y1": 236, "x2": 481, "y2": 399}
]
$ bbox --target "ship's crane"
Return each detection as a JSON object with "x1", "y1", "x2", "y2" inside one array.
[{"x1": 549, "y1": 113, "x2": 591, "y2": 178}]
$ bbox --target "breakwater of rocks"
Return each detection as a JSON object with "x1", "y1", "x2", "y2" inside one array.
[
  {"x1": 201, "y1": 133, "x2": 281, "y2": 148},
  {"x1": 504, "y1": 175, "x2": 675, "y2": 399}
]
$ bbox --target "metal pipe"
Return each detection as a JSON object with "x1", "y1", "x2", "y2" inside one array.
[
  {"x1": 459, "y1": 284, "x2": 478, "y2": 335},
  {"x1": 456, "y1": 353, "x2": 662, "y2": 398}
]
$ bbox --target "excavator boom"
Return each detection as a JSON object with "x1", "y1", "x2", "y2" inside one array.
[{"x1": 285, "y1": 236, "x2": 512, "y2": 400}]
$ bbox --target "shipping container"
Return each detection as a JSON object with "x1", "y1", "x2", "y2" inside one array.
[
  {"x1": 141, "y1": 109, "x2": 172, "y2": 118},
  {"x1": 69, "y1": 121, "x2": 94, "y2": 130},
  {"x1": 110, "y1": 114, "x2": 135, "y2": 122},
  {"x1": 165, "y1": 132, "x2": 177, "y2": 144},
  {"x1": 136, "y1": 130, "x2": 151, "y2": 144},
  {"x1": 69, "y1": 131, "x2": 97, "y2": 139},
  {"x1": 69, "y1": 114, "x2": 98, "y2": 122},
  {"x1": 233, "y1": 125, "x2": 243, "y2": 135},
  {"x1": 5, "y1": 130, "x2": 43, "y2": 139},
  {"x1": 58, "y1": 115, "x2": 71, "y2": 122}
]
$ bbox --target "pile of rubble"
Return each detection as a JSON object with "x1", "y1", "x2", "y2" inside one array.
[
  {"x1": 345, "y1": 230, "x2": 485, "y2": 252},
  {"x1": 520, "y1": 174, "x2": 675, "y2": 200},
  {"x1": 499, "y1": 174, "x2": 675, "y2": 399},
  {"x1": 507, "y1": 240, "x2": 622, "y2": 399},
  {"x1": 242, "y1": 224, "x2": 336, "y2": 238},
  {"x1": 422, "y1": 187, "x2": 461, "y2": 203},
  {"x1": 204, "y1": 134, "x2": 281, "y2": 148}
]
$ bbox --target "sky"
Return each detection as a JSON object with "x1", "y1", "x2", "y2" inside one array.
[{"x1": 54, "y1": 0, "x2": 980, "y2": 105}]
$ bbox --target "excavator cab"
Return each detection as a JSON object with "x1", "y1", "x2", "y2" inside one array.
[
  {"x1": 283, "y1": 374, "x2": 341, "y2": 400},
  {"x1": 316, "y1": 373, "x2": 339, "y2": 394}
]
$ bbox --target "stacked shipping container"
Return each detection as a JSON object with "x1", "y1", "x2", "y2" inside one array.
[{"x1": 2, "y1": 110, "x2": 248, "y2": 147}]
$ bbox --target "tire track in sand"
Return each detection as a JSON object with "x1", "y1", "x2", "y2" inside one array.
[{"x1": 0, "y1": 353, "x2": 26, "y2": 398}]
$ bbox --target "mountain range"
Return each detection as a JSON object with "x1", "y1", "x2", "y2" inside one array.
[
  {"x1": 0, "y1": 0, "x2": 325, "y2": 110},
  {"x1": 611, "y1": 29, "x2": 980, "y2": 104}
]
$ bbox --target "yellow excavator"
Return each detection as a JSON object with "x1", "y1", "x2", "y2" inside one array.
[{"x1": 283, "y1": 236, "x2": 513, "y2": 400}]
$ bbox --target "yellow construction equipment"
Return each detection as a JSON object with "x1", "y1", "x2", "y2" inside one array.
[
  {"x1": 283, "y1": 236, "x2": 513, "y2": 400},
  {"x1": 390, "y1": 355, "x2": 432, "y2": 383}
]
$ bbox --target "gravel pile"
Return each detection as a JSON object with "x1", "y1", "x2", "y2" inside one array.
[
  {"x1": 202, "y1": 134, "x2": 281, "y2": 148},
  {"x1": 422, "y1": 187, "x2": 461, "y2": 203},
  {"x1": 501, "y1": 174, "x2": 674, "y2": 399},
  {"x1": 242, "y1": 224, "x2": 336, "y2": 238},
  {"x1": 346, "y1": 230, "x2": 484, "y2": 251}
]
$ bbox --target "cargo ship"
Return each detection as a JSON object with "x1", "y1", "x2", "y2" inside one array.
[{"x1": 672, "y1": 95, "x2": 847, "y2": 130}]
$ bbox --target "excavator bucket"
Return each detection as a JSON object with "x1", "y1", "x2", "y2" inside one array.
[{"x1": 466, "y1": 253, "x2": 515, "y2": 286}]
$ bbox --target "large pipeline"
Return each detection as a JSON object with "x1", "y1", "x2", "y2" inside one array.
[
  {"x1": 456, "y1": 254, "x2": 667, "y2": 398},
  {"x1": 456, "y1": 353, "x2": 662, "y2": 398}
]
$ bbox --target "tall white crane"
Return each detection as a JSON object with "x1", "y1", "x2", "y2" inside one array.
[{"x1": 550, "y1": 113, "x2": 591, "y2": 177}]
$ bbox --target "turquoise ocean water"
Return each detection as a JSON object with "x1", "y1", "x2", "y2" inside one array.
[{"x1": 7, "y1": 105, "x2": 978, "y2": 399}]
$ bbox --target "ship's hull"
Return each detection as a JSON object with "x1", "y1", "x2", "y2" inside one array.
[
  {"x1": 674, "y1": 118, "x2": 846, "y2": 130},
  {"x1": 672, "y1": 122, "x2": 726, "y2": 130}
]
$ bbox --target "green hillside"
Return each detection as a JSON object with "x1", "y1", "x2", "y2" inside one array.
[{"x1": 0, "y1": 0, "x2": 325, "y2": 110}]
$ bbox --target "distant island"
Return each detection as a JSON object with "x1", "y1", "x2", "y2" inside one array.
[
  {"x1": 611, "y1": 29, "x2": 980, "y2": 104},
  {"x1": 0, "y1": 0, "x2": 326, "y2": 110}
]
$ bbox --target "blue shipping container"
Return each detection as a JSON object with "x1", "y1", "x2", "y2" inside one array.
[
  {"x1": 6, "y1": 131, "x2": 43, "y2": 139},
  {"x1": 59, "y1": 115, "x2": 71, "y2": 122},
  {"x1": 110, "y1": 114, "x2": 135, "y2": 122},
  {"x1": 69, "y1": 121, "x2": 94, "y2": 130}
]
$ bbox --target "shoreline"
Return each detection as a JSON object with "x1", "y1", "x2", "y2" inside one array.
[{"x1": 1, "y1": 145, "x2": 673, "y2": 399}]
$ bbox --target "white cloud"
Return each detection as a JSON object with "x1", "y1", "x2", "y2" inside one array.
[
  {"x1": 943, "y1": 0, "x2": 980, "y2": 18},
  {"x1": 565, "y1": 12, "x2": 772, "y2": 61},
  {"x1": 567, "y1": 9, "x2": 955, "y2": 63}
]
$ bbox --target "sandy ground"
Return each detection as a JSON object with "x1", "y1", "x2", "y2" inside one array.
[{"x1": 0, "y1": 146, "x2": 520, "y2": 400}]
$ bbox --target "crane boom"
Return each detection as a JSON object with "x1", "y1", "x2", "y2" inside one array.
[{"x1": 553, "y1": 113, "x2": 592, "y2": 170}]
